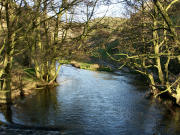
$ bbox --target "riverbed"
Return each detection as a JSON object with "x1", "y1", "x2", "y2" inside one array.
[{"x1": 0, "y1": 65, "x2": 180, "y2": 135}]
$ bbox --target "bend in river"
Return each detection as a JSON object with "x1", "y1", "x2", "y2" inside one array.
[{"x1": 1, "y1": 65, "x2": 180, "y2": 135}]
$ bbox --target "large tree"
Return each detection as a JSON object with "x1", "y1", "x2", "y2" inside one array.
[{"x1": 107, "y1": 0, "x2": 180, "y2": 104}]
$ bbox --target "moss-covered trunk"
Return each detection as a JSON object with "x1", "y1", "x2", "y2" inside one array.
[{"x1": 0, "y1": 1, "x2": 15, "y2": 103}]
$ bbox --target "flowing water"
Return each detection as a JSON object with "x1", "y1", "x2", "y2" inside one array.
[{"x1": 1, "y1": 65, "x2": 180, "y2": 135}]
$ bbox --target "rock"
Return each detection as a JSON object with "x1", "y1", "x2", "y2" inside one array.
[{"x1": 70, "y1": 61, "x2": 80, "y2": 68}]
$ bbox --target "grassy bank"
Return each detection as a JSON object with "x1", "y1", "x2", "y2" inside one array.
[{"x1": 59, "y1": 60, "x2": 113, "y2": 72}]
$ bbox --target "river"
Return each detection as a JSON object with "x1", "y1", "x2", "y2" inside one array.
[{"x1": 0, "y1": 65, "x2": 180, "y2": 135}]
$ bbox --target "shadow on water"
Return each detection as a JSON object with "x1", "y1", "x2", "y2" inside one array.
[
  {"x1": 0, "y1": 89, "x2": 67, "y2": 131},
  {"x1": 11, "y1": 88, "x2": 61, "y2": 126}
]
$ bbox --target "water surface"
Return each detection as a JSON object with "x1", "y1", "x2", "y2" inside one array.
[{"x1": 1, "y1": 65, "x2": 180, "y2": 135}]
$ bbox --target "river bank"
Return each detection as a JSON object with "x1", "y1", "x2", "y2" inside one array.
[
  {"x1": 59, "y1": 59, "x2": 115, "y2": 72},
  {"x1": 10, "y1": 59, "x2": 179, "y2": 108},
  {"x1": 2, "y1": 65, "x2": 179, "y2": 135},
  {"x1": 0, "y1": 65, "x2": 180, "y2": 135},
  {"x1": 11, "y1": 71, "x2": 39, "y2": 103},
  {"x1": 64, "y1": 59, "x2": 180, "y2": 107}
]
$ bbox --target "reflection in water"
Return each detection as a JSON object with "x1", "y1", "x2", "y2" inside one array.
[
  {"x1": 0, "y1": 65, "x2": 180, "y2": 135},
  {"x1": 11, "y1": 88, "x2": 60, "y2": 126},
  {"x1": 154, "y1": 107, "x2": 180, "y2": 135}
]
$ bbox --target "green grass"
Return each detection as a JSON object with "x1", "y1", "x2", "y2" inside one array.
[
  {"x1": 79, "y1": 63, "x2": 92, "y2": 70},
  {"x1": 72, "y1": 61, "x2": 113, "y2": 72},
  {"x1": 59, "y1": 59, "x2": 71, "y2": 64}
]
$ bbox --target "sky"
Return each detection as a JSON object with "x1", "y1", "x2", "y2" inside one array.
[
  {"x1": 73, "y1": 1, "x2": 125, "y2": 22},
  {"x1": 13, "y1": 0, "x2": 126, "y2": 22},
  {"x1": 94, "y1": 2, "x2": 125, "y2": 18}
]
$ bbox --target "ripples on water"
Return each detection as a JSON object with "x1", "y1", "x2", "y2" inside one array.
[{"x1": 1, "y1": 65, "x2": 180, "y2": 135}]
